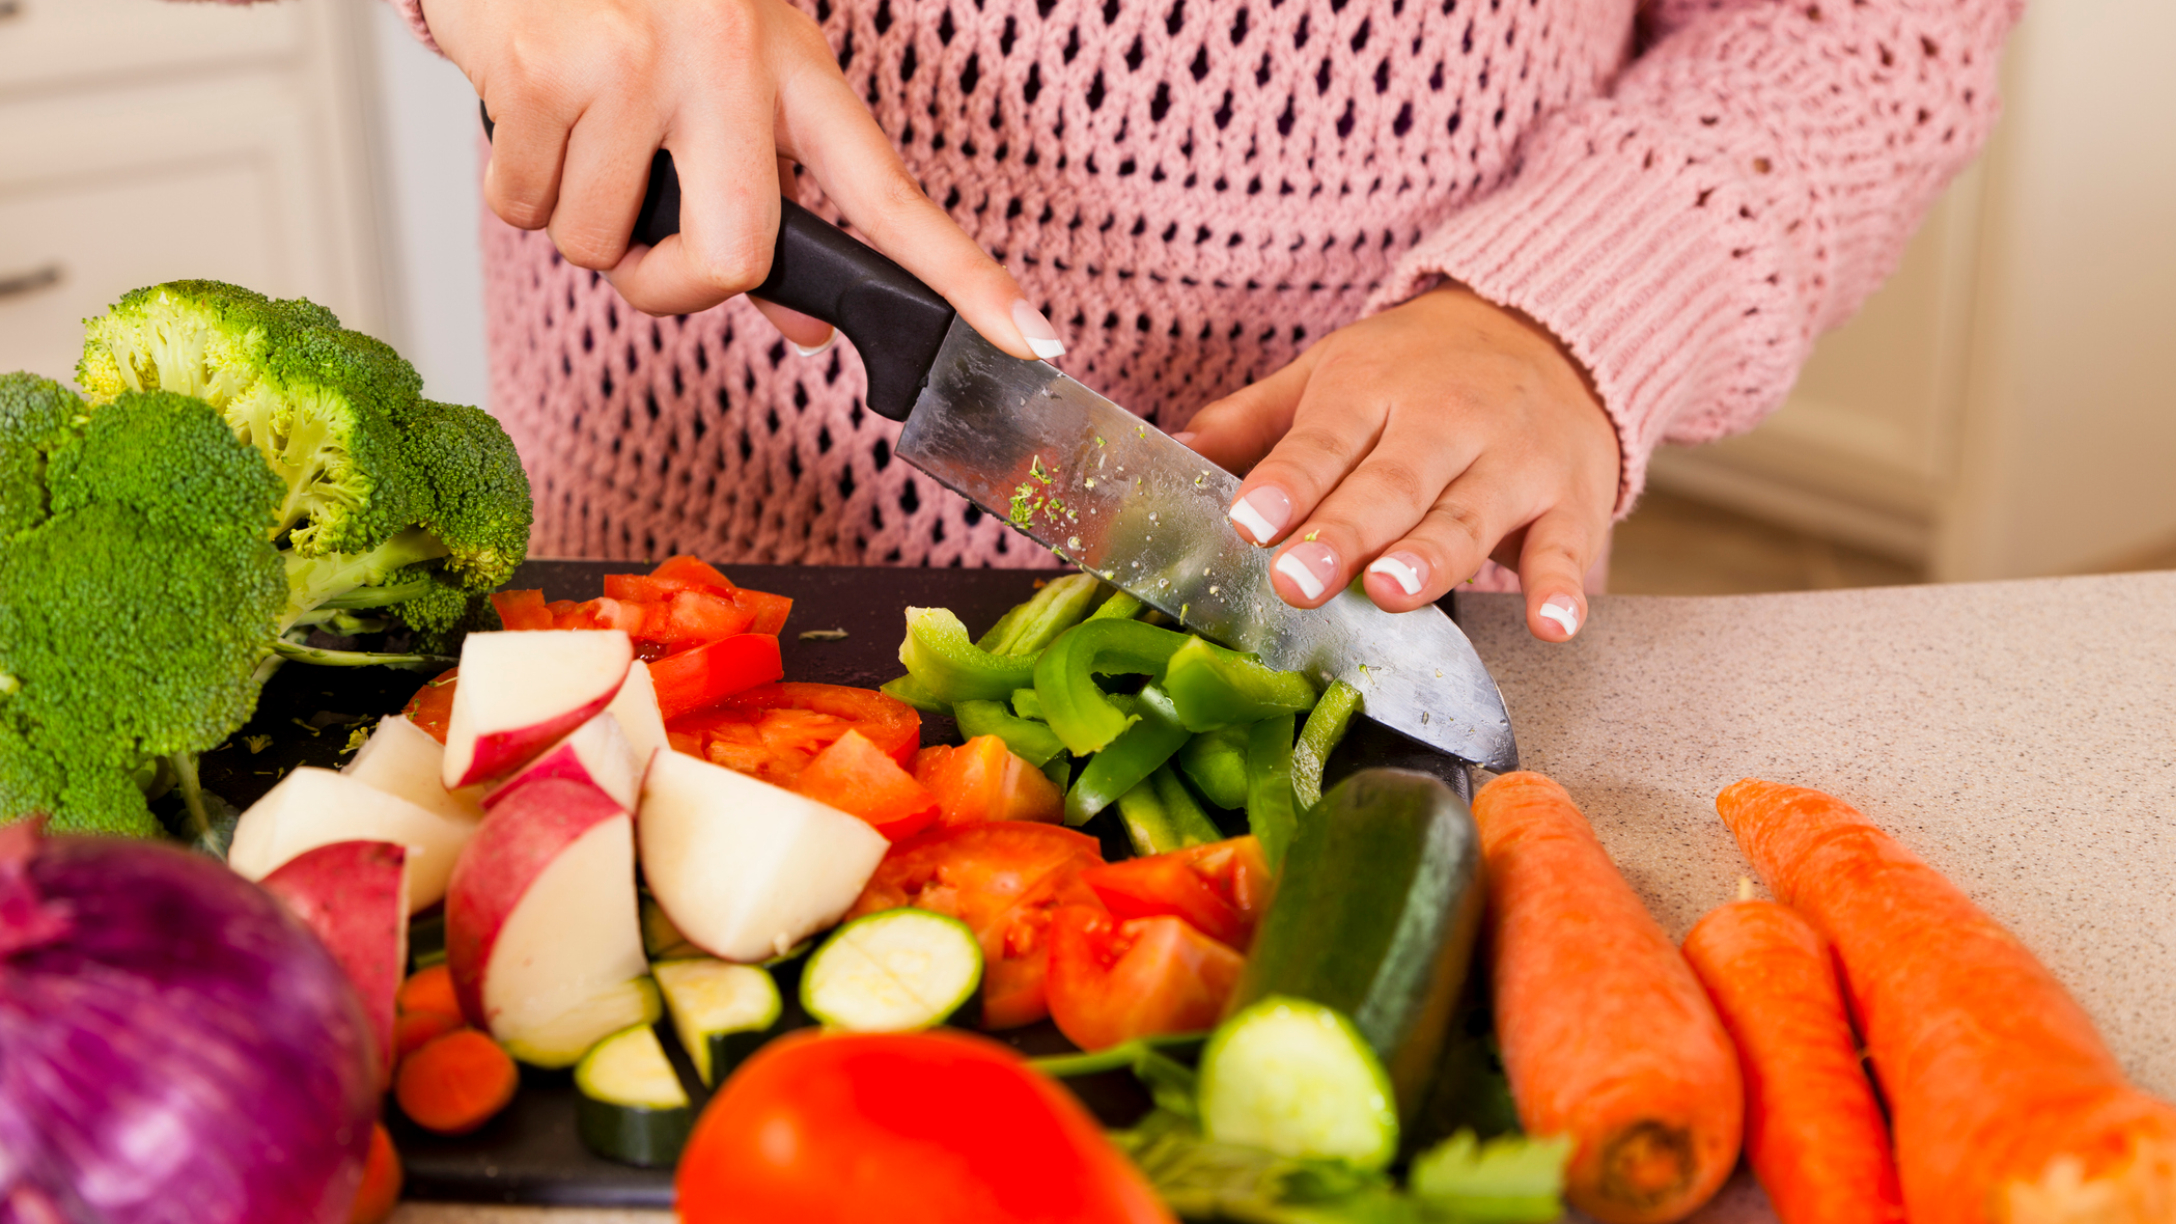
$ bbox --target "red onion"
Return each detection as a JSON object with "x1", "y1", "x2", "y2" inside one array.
[{"x1": 0, "y1": 821, "x2": 377, "y2": 1224}]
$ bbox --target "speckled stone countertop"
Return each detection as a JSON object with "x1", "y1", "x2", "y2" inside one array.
[{"x1": 401, "y1": 571, "x2": 2176, "y2": 1224}]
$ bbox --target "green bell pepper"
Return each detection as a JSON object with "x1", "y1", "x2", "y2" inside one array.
[
  {"x1": 1115, "y1": 764, "x2": 1226, "y2": 857},
  {"x1": 879, "y1": 672, "x2": 950, "y2": 714},
  {"x1": 898, "y1": 606, "x2": 1040, "y2": 702},
  {"x1": 978, "y1": 572, "x2": 1104, "y2": 656},
  {"x1": 1178, "y1": 725, "x2": 1250, "y2": 810},
  {"x1": 1010, "y1": 687, "x2": 1046, "y2": 721},
  {"x1": 1245, "y1": 713, "x2": 1300, "y2": 870},
  {"x1": 1162, "y1": 636, "x2": 1319, "y2": 731},
  {"x1": 1064, "y1": 684, "x2": 1193, "y2": 825},
  {"x1": 1291, "y1": 679, "x2": 1363, "y2": 810},
  {"x1": 1087, "y1": 589, "x2": 1147, "y2": 621},
  {"x1": 1034, "y1": 619, "x2": 1192, "y2": 754},
  {"x1": 953, "y1": 699, "x2": 1067, "y2": 767}
]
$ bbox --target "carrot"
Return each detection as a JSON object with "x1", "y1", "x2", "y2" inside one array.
[
  {"x1": 1681, "y1": 889, "x2": 1904, "y2": 1224},
  {"x1": 1472, "y1": 772, "x2": 1742, "y2": 1224},
  {"x1": 349, "y1": 1121, "x2": 402, "y2": 1224},
  {"x1": 1717, "y1": 779, "x2": 2176, "y2": 1223},
  {"x1": 393, "y1": 1007, "x2": 466, "y2": 1066},
  {"x1": 397, "y1": 963, "x2": 459, "y2": 1018},
  {"x1": 395, "y1": 1028, "x2": 520, "y2": 1136}
]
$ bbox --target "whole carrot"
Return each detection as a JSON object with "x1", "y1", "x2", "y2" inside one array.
[
  {"x1": 1718, "y1": 779, "x2": 2176, "y2": 1223},
  {"x1": 1681, "y1": 891, "x2": 1904, "y2": 1224},
  {"x1": 1473, "y1": 772, "x2": 1742, "y2": 1223}
]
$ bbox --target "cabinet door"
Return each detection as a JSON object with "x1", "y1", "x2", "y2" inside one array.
[{"x1": 0, "y1": 0, "x2": 300, "y2": 95}]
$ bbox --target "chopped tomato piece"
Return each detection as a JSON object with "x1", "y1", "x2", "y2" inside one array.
[
  {"x1": 669, "y1": 682, "x2": 920, "y2": 786},
  {"x1": 602, "y1": 572, "x2": 674, "y2": 602},
  {"x1": 1046, "y1": 907, "x2": 1245, "y2": 1051},
  {"x1": 848, "y1": 823, "x2": 1106, "y2": 1029},
  {"x1": 489, "y1": 589, "x2": 553, "y2": 631},
  {"x1": 649, "y1": 555, "x2": 739, "y2": 594},
  {"x1": 1078, "y1": 836, "x2": 1272, "y2": 952},
  {"x1": 400, "y1": 668, "x2": 460, "y2": 744},
  {"x1": 795, "y1": 730, "x2": 941, "y2": 841},
  {"x1": 662, "y1": 589, "x2": 756, "y2": 643},
  {"x1": 729, "y1": 588, "x2": 793, "y2": 635},
  {"x1": 922, "y1": 735, "x2": 1062, "y2": 827},
  {"x1": 649, "y1": 634, "x2": 784, "y2": 720}
]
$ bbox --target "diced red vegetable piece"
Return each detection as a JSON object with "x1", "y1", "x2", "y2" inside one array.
[
  {"x1": 923, "y1": 735, "x2": 1062, "y2": 827},
  {"x1": 490, "y1": 589, "x2": 553, "y2": 631},
  {"x1": 1046, "y1": 907, "x2": 1245, "y2": 1051},
  {"x1": 394, "y1": 1008, "x2": 464, "y2": 1066},
  {"x1": 397, "y1": 964, "x2": 461, "y2": 1018},
  {"x1": 729, "y1": 588, "x2": 793, "y2": 636},
  {"x1": 649, "y1": 634, "x2": 785, "y2": 721},
  {"x1": 794, "y1": 730, "x2": 941, "y2": 841},
  {"x1": 401, "y1": 670, "x2": 460, "y2": 745},
  {"x1": 603, "y1": 572, "x2": 674, "y2": 602},
  {"x1": 650, "y1": 555, "x2": 738, "y2": 594},
  {"x1": 664, "y1": 589, "x2": 757, "y2": 643},
  {"x1": 395, "y1": 1028, "x2": 519, "y2": 1136},
  {"x1": 1078, "y1": 836, "x2": 1272, "y2": 951}
]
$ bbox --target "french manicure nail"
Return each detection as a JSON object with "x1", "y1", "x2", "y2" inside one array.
[
  {"x1": 1367, "y1": 552, "x2": 1428, "y2": 597},
  {"x1": 1228, "y1": 487, "x2": 1292, "y2": 545},
  {"x1": 1011, "y1": 300, "x2": 1067, "y2": 360},
  {"x1": 792, "y1": 331, "x2": 838, "y2": 358},
  {"x1": 1276, "y1": 541, "x2": 1338, "y2": 602},
  {"x1": 1539, "y1": 595, "x2": 1580, "y2": 638},
  {"x1": 1171, "y1": 430, "x2": 1198, "y2": 447}
]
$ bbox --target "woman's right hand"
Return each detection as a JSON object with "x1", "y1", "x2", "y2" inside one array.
[{"x1": 423, "y1": 0, "x2": 1063, "y2": 358}]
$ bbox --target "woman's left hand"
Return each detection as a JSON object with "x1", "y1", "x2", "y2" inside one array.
[{"x1": 1177, "y1": 284, "x2": 1620, "y2": 643}]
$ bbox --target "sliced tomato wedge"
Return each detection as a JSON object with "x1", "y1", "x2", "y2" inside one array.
[
  {"x1": 1045, "y1": 907, "x2": 1246, "y2": 1051},
  {"x1": 847, "y1": 823, "x2": 1106, "y2": 1029},
  {"x1": 1078, "y1": 836, "x2": 1272, "y2": 952},
  {"x1": 648, "y1": 555, "x2": 738, "y2": 594},
  {"x1": 915, "y1": 735, "x2": 1062, "y2": 827},
  {"x1": 794, "y1": 730, "x2": 940, "y2": 842},
  {"x1": 489, "y1": 590, "x2": 553, "y2": 631},
  {"x1": 729, "y1": 587, "x2": 793, "y2": 636},
  {"x1": 401, "y1": 668, "x2": 460, "y2": 745},
  {"x1": 669, "y1": 682, "x2": 922, "y2": 786},
  {"x1": 602, "y1": 572, "x2": 673, "y2": 602},
  {"x1": 648, "y1": 634, "x2": 784, "y2": 721}
]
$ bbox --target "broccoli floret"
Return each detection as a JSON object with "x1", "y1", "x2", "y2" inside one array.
[
  {"x1": 386, "y1": 566, "x2": 505, "y2": 656},
  {"x1": 47, "y1": 389, "x2": 284, "y2": 542},
  {"x1": 394, "y1": 399, "x2": 534, "y2": 589},
  {"x1": 0, "y1": 373, "x2": 88, "y2": 537}
]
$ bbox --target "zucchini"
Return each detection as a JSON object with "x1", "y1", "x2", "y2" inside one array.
[
  {"x1": 641, "y1": 893, "x2": 701, "y2": 960},
  {"x1": 1226, "y1": 768, "x2": 1485, "y2": 1126},
  {"x1": 1198, "y1": 995, "x2": 1400, "y2": 1170},
  {"x1": 574, "y1": 1023, "x2": 693, "y2": 1168},
  {"x1": 801, "y1": 909, "x2": 982, "y2": 1031},
  {"x1": 654, "y1": 957, "x2": 783, "y2": 1087}
]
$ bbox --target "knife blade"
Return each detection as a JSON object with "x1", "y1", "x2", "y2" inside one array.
[{"x1": 506, "y1": 112, "x2": 1519, "y2": 768}]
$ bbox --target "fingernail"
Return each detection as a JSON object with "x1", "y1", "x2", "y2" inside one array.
[
  {"x1": 1012, "y1": 300, "x2": 1066, "y2": 360},
  {"x1": 1539, "y1": 595, "x2": 1580, "y2": 638},
  {"x1": 792, "y1": 331, "x2": 838, "y2": 358},
  {"x1": 1228, "y1": 487, "x2": 1292, "y2": 545},
  {"x1": 1171, "y1": 430, "x2": 1198, "y2": 447},
  {"x1": 1275, "y1": 541, "x2": 1337, "y2": 602},
  {"x1": 1367, "y1": 552, "x2": 1428, "y2": 597}
]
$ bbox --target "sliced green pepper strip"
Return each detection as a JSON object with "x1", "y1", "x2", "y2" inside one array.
[
  {"x1": 1290, "y1": 679, "x2": 1363, "y2": 811},
  {"x1": 953, "y1": 699, "x2": 1067, "y2": 767},
  {"x1": 879, "y1": 672, "x2": 950, "y2": 714},
  {"x1": 1041, "y1": 755, "x2": 1072, "y2": 791},
  {"x1": 1114, "y1": 777, "x2": 1179, "y2": 857},
  {"x1": 1087, "y1": 589, "x2": 1147, "y2": 621},
  {"x1": 1162, "y1": 636, "x2": 1319, "y2": 732},
  {"x1": 899, "y1": 606, "x2": 1040, "y2": 702},
  {"x1": 1155, "y1": 765, "x2": 1222, "y2": 849},
  {"x1": 1245, "y1": 713, "x2": 1300, "y2": 870},
  {"x1": 978, "y1": 572, "x2": 1105, "y2": 656},
  {"x1": 1033, "y1": 619, "x2": 1191, "y2": 754},
  {"x1": 1064, "y1": 685, "x2": 1192, "y2": 826},
  {"x1": 1010, "y1": 687, "x2": 1046, "y2": 721},
  {"x1": 1178, "y1": 725, "x2": 1250, "y2": 810}
]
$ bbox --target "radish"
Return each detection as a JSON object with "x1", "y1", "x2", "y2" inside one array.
[
  {"x1": 607, "y1": 660, "x2": 670, "y2": 772},
  {"x1": 483, "y1": 713, "x2": 641, "y2": 813},
  {"x1": 229, "y1": 767, "x2": 476, "y2": 912},
  {"x1": 445, "y1": 778, "x2": 655, "y2": 1067},
  {"x1": 441, "y1": 630, "x2": 634, "y2": 790},
  {"x1": 259, "y1": 841, "x2": 411, "y2": 1088},
  {"x1": 343, "y1": 714, "x2": 485, "y2": 825},
  {"x1": 639, "y1": 750, "x2": 889, "y2": 963}
]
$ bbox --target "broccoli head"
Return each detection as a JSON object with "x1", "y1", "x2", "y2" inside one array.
[
  {"x1": 0, "y1": 373, "x2": 88, "y2": 537},
  {"x1": 394, "y1": 399, "x2": 534, "y2": 589},
  {"x1": 47, "y1": 389, "x2": 285, "y2": 542},
  {"x1": 382, "y1": 565, "x2": 505, "y2": 656}
]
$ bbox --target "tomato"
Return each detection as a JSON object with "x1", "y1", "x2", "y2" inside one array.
[
  {"x1": 601, "y1": 572, "x2": 673, "y2": 602},
  {"x1": 670, "y1": 682, "x2": 921, "y2": 784},
  {"x1": 647, "y1": 554, "x2": 738, "y2": 594},
  {"x1": 916, "y1": 735, "x2": 1063, "y2": 827},
  {"x1": 400, "y1": 668, "x2": 460, "y2": 744},
  {"x1": 847, "y1": 822, "x2": 1105, "y2": 1028},
  {"x1": 1045, "y1": 907, "x2": 1246, "y2": 1051},
  {"x1": 1078, "y1": 836, "x2": 1273, "y2": 952},
  {"x1": 794, "y1": 730, "x2": 940, "y2": 841},
  {"x1": 647, "y1": 634, "x2": 784, "y2": 721},
  {"x1": 677, "y1": 1031, "x2": 1172, "y2": 1224},
  {"x1": 488, "y1": 589, "x2": 552, "y2": 631}
]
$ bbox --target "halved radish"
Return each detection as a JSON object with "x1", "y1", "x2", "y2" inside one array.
[
  {"x1": 441, "y1": 630, "x2": 634, "y2": 790},
  {"x1": 639, "y1": 750, "x2": 889, "y2": 963},
  {"x1": 483, "y1": 713, "x2": 641, "y2": 812},
  {"x1": 605, "y1": 660, "x2": 669, "y2": 773},
  {"x1": 230, "y1": 766, "x2": 476, "y2": 912},
  {"x1": 344, "y1": 715, "x2": 486, "y2": 825},
  {"x1": 259, "y1": 840, "x2": 412, "y2": 1087},
  {"x1": 445, "y1": 778, "x2": 655, "y2": 1066}
]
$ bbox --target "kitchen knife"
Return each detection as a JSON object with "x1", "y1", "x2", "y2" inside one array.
[{"x1": 485, "y1": 112, "x2": 1517, "y2": 770}]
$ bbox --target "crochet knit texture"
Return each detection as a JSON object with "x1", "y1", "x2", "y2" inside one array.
[{"x1": 394, "y1": 0, "x2": 2018, "y2": 575}]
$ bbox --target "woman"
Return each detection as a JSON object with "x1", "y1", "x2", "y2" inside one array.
[{"x1": 381, "y1": 0, "x2": 2015, "y2": 640}]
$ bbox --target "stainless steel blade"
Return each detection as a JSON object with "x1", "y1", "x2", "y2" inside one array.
[{"x1": 896, "y1": 320, "x2": 1519, "y2": 770}]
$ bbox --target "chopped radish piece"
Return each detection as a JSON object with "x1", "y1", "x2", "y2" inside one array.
[
  {"x1": 441, "y1": 630, "x2": 634, "y2": 790},
  {"x1": 344, "y1": 715, "x2": 485, "y2": 825},
  {"x1": 230, "y1": 767, "x2": 476, "y2": 912},
  {"x1": 605, "y1": 660, "x2": 669, "y2": 774},
  {"x1": 259, "y1": 841, "x2": 411, "y2": 1087},
  {"x1": 483, "y1": 713, "x2": 641, "y2": 812}
]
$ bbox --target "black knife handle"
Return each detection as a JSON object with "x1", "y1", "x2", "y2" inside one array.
[{"x1": 480, "y1": 101, "x2": 952, "y2": 421}]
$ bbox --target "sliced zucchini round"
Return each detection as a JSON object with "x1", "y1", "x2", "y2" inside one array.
[
  {"x1": 1198, "y1": 995, "x2": 1401, "y2": 1171},
  {"x1": 654, "y1": 957, "x2": 783, "y2": 1088},
  {"x1": 574, "y1": 1023, "x2": 693, "y2": 1168},
  {"x1": 800, "y1": 908, "x2": 983, "y2": 1032}
]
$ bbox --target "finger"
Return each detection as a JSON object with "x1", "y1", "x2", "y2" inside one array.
[
  {"x1": 780, "y1": 60, "x2": 1049, "y2": 360},
  {"x1": 550, "y1": 97, "x2": 664, "y2": 271},
  {"x1": 1336, "y1": 463, "x2": 1528, "y2": 611},
  {"x1": 1273, "y1": 412, "x2": 1487, "y2": 608},
  {"x1": 751, "y1": 298, "x2": 837, "y2": 354},
  {"x1": 1176, "y1": 348, "x2": 1320, "y2": 477},
  {"x1": 605, "y1": 71, "x2": 783, "y2": 316},
  {"x1": 480, "y1": 98, "x2": 573, "y2": 232},
  {"x1": 1224, "y1": 358, "x2": 1389, "y2": 553},
  {"x1": 1513, "y1": 506, "x2": 1603, "y2": 641}
]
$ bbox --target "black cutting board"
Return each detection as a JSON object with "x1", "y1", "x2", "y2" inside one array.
[{"x1": 198, "y1": 561, "x2": 1472, "y2": 1207}]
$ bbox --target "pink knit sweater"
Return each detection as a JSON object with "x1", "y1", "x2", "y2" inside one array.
[{"x1": 387, "y1": 0, "x2": 2018, "y2": 576}]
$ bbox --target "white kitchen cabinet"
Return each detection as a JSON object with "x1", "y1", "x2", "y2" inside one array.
[
  {"x1": 1646, "y1": 0, "x2": 2176, "y2": 582},
  {"x1": 0, "y1": 0, "x2": 388, "y2": 388}
]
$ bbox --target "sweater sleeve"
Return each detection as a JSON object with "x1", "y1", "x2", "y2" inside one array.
[{"x1": 1367, "y1": 0, "x2": 2021, "y2": 515}]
